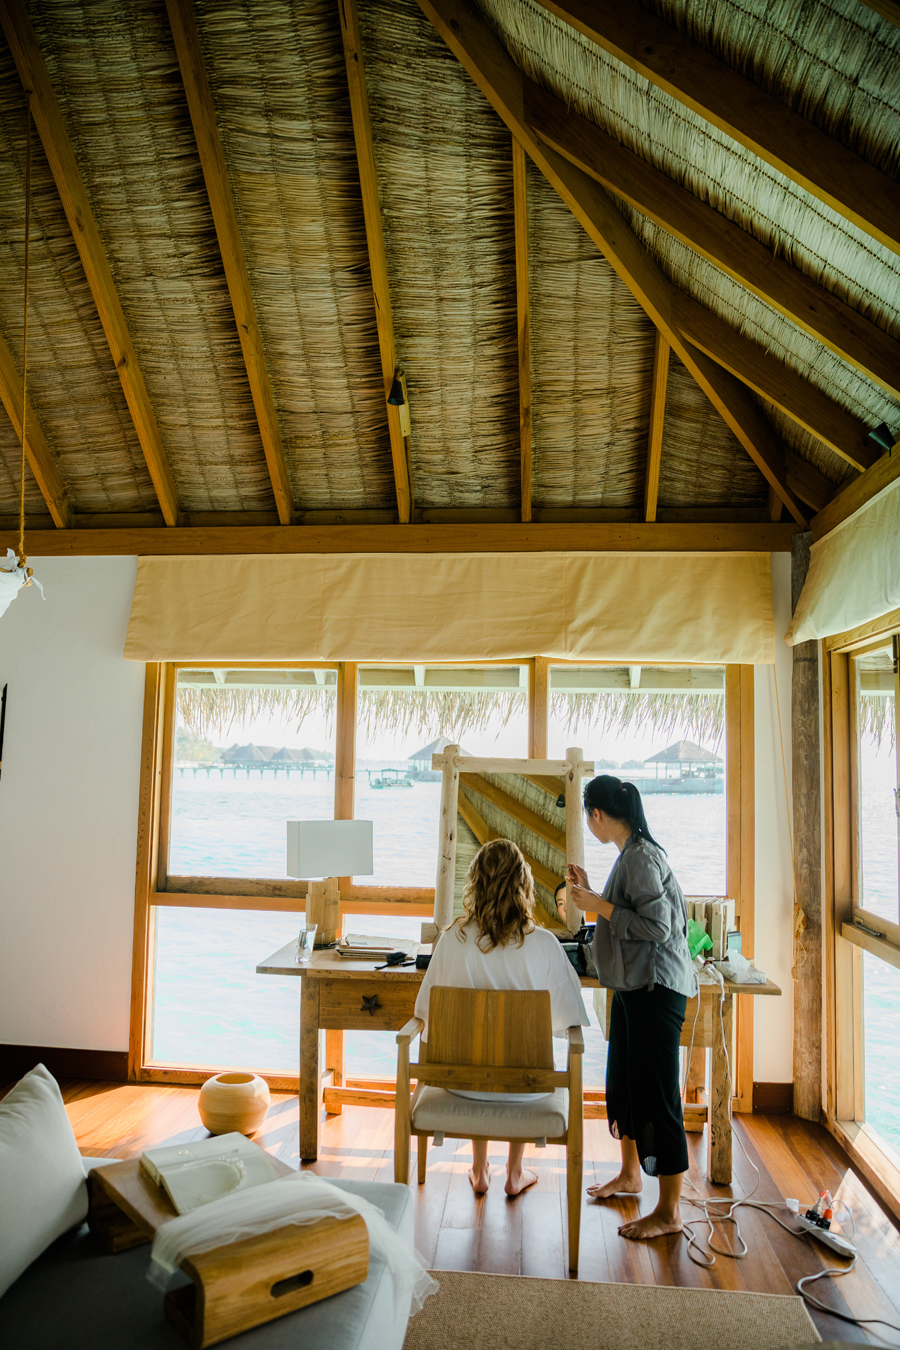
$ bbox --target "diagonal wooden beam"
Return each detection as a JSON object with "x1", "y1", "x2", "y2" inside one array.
[
  {"x1": 644, "y1": 331, "x2": 668, "y2": 522},
  {"x1": 165, "y1": 0, "x2": 292, "y2": 524},
  {"x1": 533, "y1": 0, "x2": 900, "y2": 259},
  {"x1": 525, "y1": 79, "x2": 900, "y2": 402},
  {"x1": 414, "y1": 0, "x2": 807, "y2": 526},
  {"x1": 338, "y1": 0, "x2": 412, "y2": 523},
  {"x1": 855, "y1": 1, "x2": 900, "y2": 27},
  {"x1": 512, "y1": 138, "x2": 532, "y2": 522},
  {"x1": 0, "y1": 0, "x2": 179, "y2": 526},
  {"x1": 673, "y1": 294, "x2": 876, "y2": 474},
  {"x1": 0, "y1": 329, "x2": 72, "y2": 528},
  {"x1": 812, "y1": 436, "x2": 900, "y2": 541}
]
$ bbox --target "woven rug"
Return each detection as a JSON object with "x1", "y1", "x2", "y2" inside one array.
[{"x1": 403, "y1": 1271, "x2": 820, "y2": 1350}]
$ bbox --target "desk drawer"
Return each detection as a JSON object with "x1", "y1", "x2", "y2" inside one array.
[{"x1": 318, "y1": 978, "x2": 419, "y2": 1031}]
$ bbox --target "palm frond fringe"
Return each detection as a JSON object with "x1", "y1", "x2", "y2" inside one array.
[
  {"x1": 859, "y1": 693, "x2": 896, "y2": 751},
  {"x1": 552, "y1": 692, "x2": 724, "y2": 747}
]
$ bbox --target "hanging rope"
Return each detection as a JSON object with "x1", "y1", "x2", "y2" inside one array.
[{"x1": 18, "y1": 91, "x2": 31, "y2": 572}]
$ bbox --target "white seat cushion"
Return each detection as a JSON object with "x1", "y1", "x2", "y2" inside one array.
[
  {"x1": 411, "y1": 1084, "x2": 569, "y2": 1140},
  {"x1": 0, "y1": 1064, "x2": 88, "y2": 1297}
]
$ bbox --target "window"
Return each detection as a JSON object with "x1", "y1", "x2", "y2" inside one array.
[{"x1": 853, "y1": 643, "x2": 899, "y2": 935}]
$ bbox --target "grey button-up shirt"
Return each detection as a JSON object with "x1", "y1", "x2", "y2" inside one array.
[{"x1": 591, "y1": 837, "x2": 696, "y2": 997}]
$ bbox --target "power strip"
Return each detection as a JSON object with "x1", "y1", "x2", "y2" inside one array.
[{"x1": 794, "y1": 1214, "x2": 857, "y2": 1259}]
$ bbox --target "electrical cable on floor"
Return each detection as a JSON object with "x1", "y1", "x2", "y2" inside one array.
[{"x1": 678, "y1": 968, "x2": 900, "y2": 1342}]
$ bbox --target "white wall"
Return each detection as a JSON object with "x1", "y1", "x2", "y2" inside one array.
[
  {"x1": 753, "y1": 552, "x2": 795, "y2": 1081},
  {"x1": 0, "y1": 556, "x2": 143, "y2": 1050}
]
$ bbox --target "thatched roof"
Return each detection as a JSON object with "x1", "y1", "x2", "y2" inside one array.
[
  {"x1": 645, "y1": 739, "x2": 721, "y2": 764},
  {"x1": 0, "y1": 0, "x2": 898, "y2": 535}
]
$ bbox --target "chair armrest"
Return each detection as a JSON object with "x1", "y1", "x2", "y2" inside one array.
[
  {"x1": 396, "y1": 1017, "x2": 424, "y2": 1046},
  {"x1": 566, "y1": 1025, "x2": 585, "y2": 1054}
]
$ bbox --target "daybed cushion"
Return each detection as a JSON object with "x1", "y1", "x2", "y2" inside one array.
[
  {"x1": 0, "y1": 1177, "x2": 414, "y2": 1350},
  {"x1": 0, "y1": 1064, "x2": 88, "y2": 1297},
  {"x1": 411, "y1": 1083, "x2": 569, "y2": 1139}
]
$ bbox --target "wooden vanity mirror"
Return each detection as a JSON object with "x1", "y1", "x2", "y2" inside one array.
[{"x1": 430, "y1": 747, "x2": 595, "y2": 934}]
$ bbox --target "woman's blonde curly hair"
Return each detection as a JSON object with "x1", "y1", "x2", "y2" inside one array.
[{"x1": 454, "y1": 838, "x2": 535, "y2": 952}]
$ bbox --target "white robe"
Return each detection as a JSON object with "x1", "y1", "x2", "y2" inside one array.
[{"x1": 414, "y1": 923, "x2": 589, "y2": 1102}]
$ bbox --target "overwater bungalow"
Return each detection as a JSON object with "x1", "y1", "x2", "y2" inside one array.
[{"x1": 0, "y1": 1, "x2": 898, "y2": 1346}]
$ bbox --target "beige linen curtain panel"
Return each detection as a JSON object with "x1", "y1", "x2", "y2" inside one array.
[
  {"x1": 124, "y1": 552, "x2": 775, "y2": 664},
  {"x1": 787, "y1": 478, "x2": 900, "y2": 645}
]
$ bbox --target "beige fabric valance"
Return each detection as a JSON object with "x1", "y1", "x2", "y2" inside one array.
[
  {"x1": 124, "y1": 552, "x2": 775, "y2": 664},
  {"x1": 787, "y1": 477, "x2": 900, "y2": 645}
]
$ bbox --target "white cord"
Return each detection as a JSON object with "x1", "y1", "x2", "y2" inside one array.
[{"x1": 677, "y1": 969, "x2": 900, "y2": 1342}]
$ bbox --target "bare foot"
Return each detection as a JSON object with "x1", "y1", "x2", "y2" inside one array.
[
  {"x1": 618, "y1": 1211, "x2": 682, "y2": 1240},
  {"x1": 505, "y1": 1167, "x2": 538, "y2": 1197},
  {"x1": 468, "y1": 1163, "x2": 490, "y2": 1195},
  {"x1": 587, "y1": 1171, "x2": 643, "y2": 1199}
]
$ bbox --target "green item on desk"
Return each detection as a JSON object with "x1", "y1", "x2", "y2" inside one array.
[{"x1": 688, "y1": 918, "x2": 713, "y2": 960}]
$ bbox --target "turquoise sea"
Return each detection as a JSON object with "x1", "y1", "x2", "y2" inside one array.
[{"x1": 152, "y1": 768, "x2": 900, "y2": 1158}]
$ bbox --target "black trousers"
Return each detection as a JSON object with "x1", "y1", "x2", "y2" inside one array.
[{"x1": 606, "y1": 985, "x2": 689, "y2": 1177}]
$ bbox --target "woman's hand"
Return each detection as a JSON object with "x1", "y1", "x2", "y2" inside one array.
[
  {"x1": 566, "y1": 863, "x2": 589, "y2": 891},
  {"x1": 571, "y1": 884, "x2": 614, "y2": 922}
]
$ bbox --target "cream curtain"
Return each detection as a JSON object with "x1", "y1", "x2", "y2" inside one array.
[
  {"x1": 787, "y1": 476, "x2": 900, "y2": 645},
  {"x1": 124, "y1": 552, "x2": 775, "y2": 664}
]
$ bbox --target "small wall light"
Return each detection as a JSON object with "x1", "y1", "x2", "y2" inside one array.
[
  {"x1": 387, "y1": 370, "x2": 405, "y2": 405},
  {"x1": 868, "y1": 422, "x2": 896, "y2": 454}
]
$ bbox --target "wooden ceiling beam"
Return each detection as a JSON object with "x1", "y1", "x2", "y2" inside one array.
[
  {"x1": 673, "y1": 295, "x2": 877, "y2": 474},
  {"x1": 338, "y1": 0, "x2": 412, "y2": 523},
  {"x1": 533, "y1": 0, "x2": 900, "y2": 258},
  {"x1": 0, "y1": 329, "x2": 72, "y2": 528},
  {"x1": 784, "y1": 450, "x2": 837, "y2": 515},
  {"x1": 525, "y1": 79, "x2": 900, "y2": 401},
  {"x1": 164, "y1": 0, "x2": 293, "y2": 524},
  {"x1": 415, "y1": 0, "x2": 807, "y2": 526},
  {"x1": 857, "y1": 2, "x2": 900, "y2": 27},
  {"x1": 644, "y1": 331, "x2": 669, "y2": 522},
  {"x1": 512, "y1": 139, "x2": 532, "y2": 523},
  {"x1": 0, "y1": 0, "x2": 180, "y2": 526},
  {"x1": 812, "y1": 435, "x2": 900, "y2": 541},
  {"x1": 0, "y1": 520, "x2": 800, "y2": 557}
]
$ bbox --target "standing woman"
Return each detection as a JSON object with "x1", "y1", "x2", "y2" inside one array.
[{"x1": 567, "y1": 775, "x2": 695, "y2": 1241}]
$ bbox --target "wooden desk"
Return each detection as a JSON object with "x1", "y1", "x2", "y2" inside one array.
[{"x1": 257, "y1": 941, "x2": 780, "y2": 1183}]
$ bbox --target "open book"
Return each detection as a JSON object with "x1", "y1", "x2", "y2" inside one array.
[
  {"x1": 336, "y1": 934, "x2": 417, "y2": 960},
  {"x1": 141, "y1": 1132, "x2": 279, "y2": 1215}
]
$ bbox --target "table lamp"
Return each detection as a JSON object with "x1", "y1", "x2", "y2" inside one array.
[{"x1": 286, "y1": 820, "x2": 374, "y2": 947}]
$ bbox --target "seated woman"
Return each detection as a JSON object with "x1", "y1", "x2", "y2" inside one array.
[{"x1": 415, "y1": 838, "x2": 588, "y2": 1198}]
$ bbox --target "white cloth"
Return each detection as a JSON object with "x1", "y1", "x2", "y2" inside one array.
[
  {"x1": 148, "y1": 1171, "x2": 437, "y2": 1315},
  {"x1": 415, "y1": 924, "x2": 589, "y2": 1103},
  {"x1": 0, "y1": 549, "x2": 43, "y2": 619},
  {"x1": 786, "y1": 475, "x2": 900, "y2": 644}
]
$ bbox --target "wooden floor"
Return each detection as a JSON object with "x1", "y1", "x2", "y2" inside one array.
[{"x1": 14, "y1": 1079, "x2": 900, "y2": 1344}]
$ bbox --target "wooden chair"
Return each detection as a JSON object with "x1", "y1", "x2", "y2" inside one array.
[{"x1": 394, "y1": 986, "x2": 584, "y2": 1273}]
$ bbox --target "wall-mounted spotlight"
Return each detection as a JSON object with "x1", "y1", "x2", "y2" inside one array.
[
  {"x1": 387, "y1": 367, "x2": 411, "y2": 437},
  {"x1": 867, "y1": 421, "x2": 897, "y2": 454}
]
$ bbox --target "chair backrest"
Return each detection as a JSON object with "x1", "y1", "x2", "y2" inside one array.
[{"x1": 424, "y1": 987, "x2": 554, "y2": 1070}]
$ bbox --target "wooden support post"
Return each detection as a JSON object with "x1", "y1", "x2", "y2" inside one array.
[
  {"x1": 334, "y1": 662, "x2": 358, "y2": 891},
  {"x1": 299, "y1": 979, "x2": 321, "y2": 1161},
  {"x1": 792, "y1": 532, "x2": 823, "y2": 1120},
  {"x1": 726, "y1": 666, "x2": 755, "y2": 1113},
  {"x1": 529, "y1": 656, "x2": 549, "y2": 758},
  {"x1": 644, "y1": 332, "x2": 668, "y2": 522},
  {"x1": 709, "y1": 991, "x2": 734, "y2": 1183},
  {"x1": 434, "y1": 745, "x2": 460, "y2": 931},
  {"x1": 565, "y1": 746, "x2": 585, "y2": 929},
  {"x1": 324, "y1": 1029, "x2": 344, "y2": 1117}
]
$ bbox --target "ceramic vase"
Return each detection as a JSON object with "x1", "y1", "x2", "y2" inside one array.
[{"x1": 198, "y1": 1071, "x2": 271, "y2": 1136}]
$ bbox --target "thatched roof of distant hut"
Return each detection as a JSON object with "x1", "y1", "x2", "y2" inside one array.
[
  {"x1": 222, "y1": 743, "x2": 275, "y2": 763},
  {"x1": 409, "y1": 736, "x2": 474, "y2": 761},
  {"x1": 646, "y1": 740, "x2": 722, "y2": 764},
  {"x1": 0, "y1": 0, "x2": 896, "y2": 536}
]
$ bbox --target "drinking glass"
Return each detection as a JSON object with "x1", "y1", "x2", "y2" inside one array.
[{"x1": 295, "y1": 923, "x2": 317, "y2": 964}]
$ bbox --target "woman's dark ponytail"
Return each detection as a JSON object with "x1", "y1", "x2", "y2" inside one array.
[{"x1": 582, "y1": 774, "x2": 665, "y2": 852}]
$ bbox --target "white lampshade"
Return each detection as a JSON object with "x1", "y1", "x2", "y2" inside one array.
[{"x1": 286, "y1": 819, "x2": 374, "y2": 878}]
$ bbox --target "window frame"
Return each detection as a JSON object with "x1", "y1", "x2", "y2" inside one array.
[
  {"x1": 130, "y1": 657, "x2": 754, "y2": 1097},
  {"x1": 824, "y1": 607, "x2": 900, "y2": 1220}
]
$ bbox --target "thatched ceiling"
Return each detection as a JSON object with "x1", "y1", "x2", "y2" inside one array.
[{"x1": 0, "y1": 0, "x2": 898, "y2": 541}]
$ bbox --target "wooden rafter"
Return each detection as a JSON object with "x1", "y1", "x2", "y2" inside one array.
[
  {"x1": 460, "y1": 772, "x2": 565, "y2": 851},
  {"x1": 414, "y1": 0, "x2": 807, "y2": 526},
  {"x1": 0, "y1": 329, "x2": 71, "y2": 528},
  {"x1": 512, "y1": 139, "x2": 532, "y2": 522},
  {"x1": 812, "y1": 435, "x2": 900, "y2": 541},
  {"x1": 644, "y1": 331, "x2": 668, "y2": 523},
  {"x1": 674, "y1": 295, "x2": 876, "y2": 474},
  {"x1": 525, "y1": 79, "x2": 900, "y2": 402},
  {"x1": 338, "y1": 0, "x2": 412, "y2": 523},
  {"x1": 0, "y1": 0, "x2": 180, "y2": 527},
  {"x1": 0, "y1": 520, "x2": 800, "y2": 557},
  {"x1": 533, "y1": 0, "x2": 900, "y2": 259},
  {"x1": 784, "y1": 450, "x2": 834, "y2": 515},
  {"x1": 165, "y1": 0, "x2": 293, "y2": 524}
]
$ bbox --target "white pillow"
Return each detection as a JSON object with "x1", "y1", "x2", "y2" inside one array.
[{"x1": 0, "y1": 1063, "x2": 88, "y2": 1296}]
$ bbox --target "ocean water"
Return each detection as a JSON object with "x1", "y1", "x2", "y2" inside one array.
[{"x1": 153, "y1": 770, "x2": 900, "y2": 1154}]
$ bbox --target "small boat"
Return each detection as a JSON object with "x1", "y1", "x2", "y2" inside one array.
[{"x1": 371, "y1": 768, "x2": 414, "y2": 789}]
